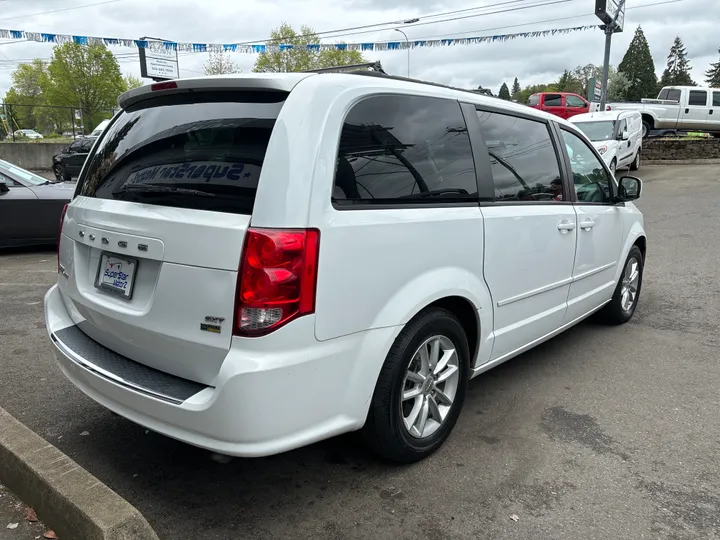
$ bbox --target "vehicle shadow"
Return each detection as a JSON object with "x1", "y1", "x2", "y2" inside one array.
[{"x1": 62, "y1": 318, "x2": 620, "y2": 536}]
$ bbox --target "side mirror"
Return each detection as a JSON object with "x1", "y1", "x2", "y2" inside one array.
[
  {"x1": 621, "y1": 131, "x2": 630, "y2": 140},
  {"x1": 0, "y1": 180, "x2": 8, "y2": 193},
  {"x1": 618, "y1": 175, "x2": 642, "y2": 201}
]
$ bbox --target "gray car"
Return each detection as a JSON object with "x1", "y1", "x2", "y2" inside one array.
[{"x1": 0, "y1": 159, "x2": 74, "y2": 248}]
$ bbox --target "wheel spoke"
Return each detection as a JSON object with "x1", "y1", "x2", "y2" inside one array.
[
  {"x1": 404, "y1": 398, "x2": 423, "y2": 433},
  {"x1": 434, "y1": 387, "x2": 453, "y2": 406},
  {"x1": 621, "y1": 290, "x2": 629, "y2": 309},
  {"x1": 414, "y1": 398, "x2": 430, "y2": 436},
  {"x1": 428, "y1": 339, "x2": 440, "y2": 371},
  {"x1": 418, "y1": 345, "x2": 430, "y2": 376},
  {"x1": 433, "y1": 348, "x2": 455, "y2": 376},
  {"x1": 436, "y1": 363, "x2": 458, "y2": 384},
  {"x1": 427, "y1": 395, "x2": 443, "y2": 422},
  {"x1": 403, "y1": 387, "x2": 423, "y2": 401},
  {"x1": 405, "y1": 371, "x2": 425, "y2": 384}
]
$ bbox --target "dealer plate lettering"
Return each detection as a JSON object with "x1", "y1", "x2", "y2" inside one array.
[{"x1": 96, "y1": 253, "x2": 137, "y2": 299}]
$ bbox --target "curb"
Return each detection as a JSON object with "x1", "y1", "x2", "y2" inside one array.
[
  {"x1": 643, "y1": 159, "x2": 720, "y2": 165},
  {"x1": 0, "y1": 407, "x2": 159, "y2": 540}
]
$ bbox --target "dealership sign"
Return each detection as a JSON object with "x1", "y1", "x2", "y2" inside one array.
[
  {"x1": 139, "y1": 46, "x2": 179, "y2": 81},
  {"x1": 595, "y1": 0, "x2": 625, "y2": 32}
]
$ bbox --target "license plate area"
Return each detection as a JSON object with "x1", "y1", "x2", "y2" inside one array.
[{"x1": 95, "y1": 252, "x2": 137, "y2": 300}]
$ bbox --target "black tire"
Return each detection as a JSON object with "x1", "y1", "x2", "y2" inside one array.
[
  {"x1": 598, "y1": 246, "x2": 644, "y2": 325},
  {"x1": 362, "y1": 308, "x2": 470, "y2": 463},
  {"x1": 630, "y1": 149, "x2": 641, "y2": 171},
  {"x1": 641, "y1": 120, "x2": 651, "y2": 139},
  {"x1": 53, "y1": 164, "x2": 70, "y2": 182}
]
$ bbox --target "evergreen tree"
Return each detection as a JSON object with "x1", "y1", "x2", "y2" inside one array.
[
  {"x1": 498, "y1": 82, "x2": 511, "y2": 100},
  {"x1": 618, "y1": 26, "x2": 658, "y2": 101},
  {"x1": 511, "y1": 77, "x2": 521, "y2": 97},
  {"x1": 659, "y1": 36, "x2": 695, "y2": 87},
  {"x1": 705, "y1": 48, "x2": 720, "y2": 86}
]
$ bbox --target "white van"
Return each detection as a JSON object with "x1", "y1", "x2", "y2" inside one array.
[
  {"x1": 569, "y1": 110, "x2": 643, "y2": 174},
  {"x1": 45, "y1": 73, "x2": 646, "y2": 463}
]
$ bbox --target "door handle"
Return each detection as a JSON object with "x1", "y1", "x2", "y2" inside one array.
[
  {"x1": 580, "y1": 219, "x2": 596, "y2": 231},
  {"x1": 557, "y1": 221, "x2": 576, "y2": 233},
  {"x1": 685, "y1": 108, "x2": 689, "y2": 114},
  {"x1": 710, "y1": 110, "x2": 714, "y2": 115}
]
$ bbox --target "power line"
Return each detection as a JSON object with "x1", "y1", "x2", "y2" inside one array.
[
  {"x1": 409, "y1": 0, "x2": 686, "y2": 41},
  {"x1": 0, "y1": 0, "x2": 124, "y2": 22},
  {"x1": 234, "y1": 0, "x2": 581, "y2": 45}
]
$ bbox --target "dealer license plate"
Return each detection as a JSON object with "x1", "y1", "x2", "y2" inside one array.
[{"x1": 95, "y1": 253, "x2": 137, "y2": 299}]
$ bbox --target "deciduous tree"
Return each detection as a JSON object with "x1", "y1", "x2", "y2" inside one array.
[
  {"x1": 253, "y1": 23, "x2": 366, "y2": 73},
  {"x1": 42, "y1": 43, "x2": 125, "y2": 131},
  {"x1": 204, "y1": 52, "x2": 241, "y2": 75}
]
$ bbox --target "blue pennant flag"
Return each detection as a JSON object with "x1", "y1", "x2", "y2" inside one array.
[
  {"x1": 361, "y1": 43, "x2": 374, "y2": 51},
  {"x1": 334, "y1": 43, "x2": 347, "y2": 51},
  {"x1": 279, "y1": 44, "x2": 293, "y2": 51},
  {"x1": 223, "y1": 44, "x2": 237, "y2": 52},
  {"x1": 41, "y1": 33, "x2": 56, "y2": 42},
  {"x1": 251, "y1": 44, "x2": 266, "y2": 53},
  {"x1": 134, "y1": 40, "x2": 149, "y2": 48},
  {"x1": 72, "y1": 36, "x2": 88, "y2": 45},
  {"x1": 10, "y1": 30, "x2": 22, "y2": 39}
]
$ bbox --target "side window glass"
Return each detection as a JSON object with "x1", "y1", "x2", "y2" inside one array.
[
  {"x1": 0, "y1": 173, "x2": 20, "y2": 187},
  {"x1": 334, "y1": 95, "x2": 478, "y2": 205},
  {"x1": 713, "y1": 92, "x2": 720, "y2": 107},
  {"x1": 476, "y1": 111, "x2": 564, "y2": 202},
  {"x1": 544, "y1": 94, "x2": 562, "y2": 107},
  {"x1": 80, "y1": 139, "x2": 93, "y2": 152},
  {"x1": 688, "y1": 91, "x2": 707, "y2": 106},
  {"x1": 561, "y1": 130, "x2": 613, "y2": 204},
  {"x1": 566, "y1": 95, "x2": 586, "y2": 108},
  {"x1": 68, "y1": 141, "x2": 81, "y2": 152},
  {"x1": 667, "y1": 89, "x2": 681, "y2": 101}
]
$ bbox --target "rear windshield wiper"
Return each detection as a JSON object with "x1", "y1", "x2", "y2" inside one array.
[{"x1": 115, "y1": 184, "x2": 217, "y2": 197}]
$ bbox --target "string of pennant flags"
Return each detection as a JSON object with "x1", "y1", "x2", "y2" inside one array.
[{"x1": 0, "y1": 24, "x2": 598, "y2": 54}]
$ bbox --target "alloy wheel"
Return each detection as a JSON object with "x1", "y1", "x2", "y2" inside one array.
[
  {"x1": 401, "y1": 335, "x2": 460, "y2": 439},
  {"x1": 620, "y1": 257, "x2": 640, "y2": 312}
]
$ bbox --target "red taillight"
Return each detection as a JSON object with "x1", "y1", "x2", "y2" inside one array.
[
  {"x1": 57, "y1": 203, "x2": 68, "y2": 273},
  {"x1": 234, "y1": 228, "x2": 320, "y2": 336},
  {"x1": 151, "y1": 81, "x2": 178, "y2": 91}
]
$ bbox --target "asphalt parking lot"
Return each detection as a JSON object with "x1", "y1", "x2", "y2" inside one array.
[{"x1": 1, "y1": 164, "x2": 718, "y2": 540}]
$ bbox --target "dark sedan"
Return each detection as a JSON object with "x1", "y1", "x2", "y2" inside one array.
[
  {"x1": 52, "y1": 136, "x2": 95, "y2": 182},
  {"x1": 0, "y1": 159, "x2": 74, "y2": 248}
]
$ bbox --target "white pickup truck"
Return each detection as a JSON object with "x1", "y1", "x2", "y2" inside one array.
[{"x1": 609, "y1": 86, "x2": 720, "y2": 138}]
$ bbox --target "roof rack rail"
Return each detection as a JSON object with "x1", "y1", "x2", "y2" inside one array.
[
  {"x1": 304, "y1": 61, "x2": 386, "y2": 74},
  {"x1": 337, "y1": 70, "x2": 499, "y2": 100}
]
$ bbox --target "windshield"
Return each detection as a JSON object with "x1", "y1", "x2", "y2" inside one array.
[
  {"x1": 573, "y1": 121, "x2": 616, "y2": 142},
  {"x1": 0, "y1": 159, "x2": 48, "y2": 185},
  {"x1": 78, "y1": 91, "x2": 286, "y2": 215}
]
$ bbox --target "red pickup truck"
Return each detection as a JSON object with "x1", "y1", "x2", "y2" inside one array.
[{"x1": 527, "y1": 92, "x2": 591, "y2": 119}]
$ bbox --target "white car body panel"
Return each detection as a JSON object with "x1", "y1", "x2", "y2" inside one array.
[{"x1": 44, "y1": 73, "x2": 647, "y2": 457}]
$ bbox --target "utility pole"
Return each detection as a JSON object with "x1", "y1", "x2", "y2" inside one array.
[{"x1": 598, "y1": 0, "x2": 626, "y2": 111}]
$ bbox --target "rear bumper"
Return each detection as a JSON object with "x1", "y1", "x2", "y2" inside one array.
[{"x1": 44, "y1": 284, "x2": 399, "y2": 457}]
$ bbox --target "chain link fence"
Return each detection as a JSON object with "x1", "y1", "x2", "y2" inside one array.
[{"x1": 0, "y1": 103, "x2": 118, "y2": 142}]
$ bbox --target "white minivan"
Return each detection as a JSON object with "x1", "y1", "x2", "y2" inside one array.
[
  {"x1": 45, "y1": 73, "x2": 647, "y2": 463},
  {"x1": 570, "y1": 110, "x2": 643, "y2": 175}
]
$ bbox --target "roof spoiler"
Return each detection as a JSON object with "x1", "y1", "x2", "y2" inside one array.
[{"x1": 304, "y1": 61, "x2": 386, "y2": 74}]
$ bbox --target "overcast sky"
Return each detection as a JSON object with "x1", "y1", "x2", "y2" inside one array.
[{"x1": 0, "y1": 0, "x2": 717, "y2": 97}]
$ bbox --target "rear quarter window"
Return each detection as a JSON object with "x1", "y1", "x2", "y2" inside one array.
[
  {"x1": 527, "y1": 94, "x2": 540, "y2": 106},
  {"x1": 77, "y1": 91, "x2": 286, "y2": 215},
  {"x1": 333, "y1": 95, "x2": 478, "y2": 206}
]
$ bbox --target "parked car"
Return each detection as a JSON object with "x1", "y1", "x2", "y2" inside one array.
[
  {"x1": 45, "y1": 73, "x2": 646, "y2": 463},
  {"x1": 569, "y1": 110, "x2": 643, "y2": 175},
  {"x1": 52, "y1": 137, "x2": 96, "y2": 182},
  {"x1": 6, "y1": 129, "x2": 44, "y2": 140},
  {"x1": 609, "y1": 86, "x2": 720, "y2": 138},
  {"x1": 0, "y1": 159, "x2": 74, "y2": 248},
  {"x1": 88, "y1": 119, "x2": 110, "y2": 138},
  {"x1": 526, "y1": 92, "x2": 591, "y2": 119}
]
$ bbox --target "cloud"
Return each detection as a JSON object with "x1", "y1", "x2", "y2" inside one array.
[{"x1": 0, "y1": 0, "x2": 717, "y2": 101}]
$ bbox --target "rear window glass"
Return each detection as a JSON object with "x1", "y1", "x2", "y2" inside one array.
[
  {"x1": 78, "y1": 91, "x2": 286, "y2": 215},
  {"x1": 658, "y1": 88, "x2": 681, "y2": 101}
]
